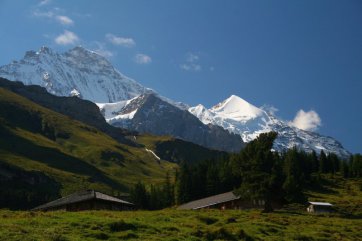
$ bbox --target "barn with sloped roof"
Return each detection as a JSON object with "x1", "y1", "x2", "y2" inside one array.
[
  {"x1": 32, "y1": 190, "x2": 134, "y2": 211},
  {"x1": 177, "y1": 191, "x2": 268, "y2": 210}
]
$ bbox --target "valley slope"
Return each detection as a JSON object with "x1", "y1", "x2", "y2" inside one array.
[{"x1": 0, "y1": 79, "x2": 229, "y2": 209}]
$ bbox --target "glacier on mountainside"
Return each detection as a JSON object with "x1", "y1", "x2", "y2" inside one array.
[
  {"x1": 0, "y1": 46, "x2": 148, "y2": 103},
  {"x1": 189, "y1": 95, "x2": 350, "y2": 158}
]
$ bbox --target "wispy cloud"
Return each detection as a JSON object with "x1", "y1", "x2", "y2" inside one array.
[
  {"x1": 32, "y1": 8, "x2": 74, "y2": 26},
  {"x1": 38, "y1": 0, "x2": 51, "y2": 6},
  {"x1": 180, "y1": 52, "x2": 202, "y2": 72},
  {"x1": 261, "y1": 105, "x2": 279, "y2": 115},
  {"x1": 55, "y1": 30, "x2": 79, "y2": 45},
  {"x1": 94, "y1": 48, "x2": 114, "y2": 58},
  {"x1": 33, "y1": 10, "x2": 54, "y2": 18},
  {"x1": 92, "y1": 42, "x2": 114, "y2": 58},
  {"x1": 134, "y1": 54, "x2": 152, "y2": 64},
  {"x1": 55, "y1": 15, "x2": 74, "y2": 25},
  {"x1": 289, "y1": 109, "x2": 322, "y2": 131},
  {"x1": 180, "y1": 63, "x2": 201, "y2": 71},
  {"x1": 106, "y1": 34, "x2": 135, "y2": 48},
  {"x1": 187, "y1": 53, "x2": 199, "y2": 62}
]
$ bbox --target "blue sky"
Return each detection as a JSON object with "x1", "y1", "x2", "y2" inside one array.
[{"x1": 0, "y1": 0, "x2": 361, "y2": 153}]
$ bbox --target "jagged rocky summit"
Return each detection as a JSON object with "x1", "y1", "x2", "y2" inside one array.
[{"x1": 0, "y1": 46, "x2": 147, "y2": 103}]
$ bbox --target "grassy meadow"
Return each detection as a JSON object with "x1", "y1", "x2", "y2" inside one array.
[
  {"x1": 0, "y1": 176, "x2": 361, "y2": 241},
  {"x1": 0, "y1": 208, "x2": 361, "y2": 241}
]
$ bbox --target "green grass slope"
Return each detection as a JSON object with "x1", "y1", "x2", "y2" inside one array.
[
  {"x1": 305, "y1": 175, "x2": 362, "y2": 216},
  {"x1": 0, "y1": 174, "x2": 360, "y2": 240},
  {"x1": 0, "y1": 209, "x2": 360, "y2": 241},
  {"x1": 136, "y1": 135, "x2": 229, "y2": 164},
  {"x1": 0, "y1": 87, "x2": 177, "y2": 208}
]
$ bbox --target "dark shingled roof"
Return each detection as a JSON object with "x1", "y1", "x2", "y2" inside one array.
[
  {"x1": 177, "y1": 191, "x2": 240, "y2": 210},
  {"x1": 32, "y1": 190, "x2": 133, "y2": 211}
]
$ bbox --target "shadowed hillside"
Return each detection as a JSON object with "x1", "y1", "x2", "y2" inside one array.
[{"x1": 0, "y1": 86, "x2": 177, "y2": 209}]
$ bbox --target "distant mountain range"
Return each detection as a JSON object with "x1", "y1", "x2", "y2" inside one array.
[
  {"x1": 189, "y1": 95, "x2": 350, "y2": 158},
  {"x1": 0, "y1": 46, "x2": 350, "y2": 158}
]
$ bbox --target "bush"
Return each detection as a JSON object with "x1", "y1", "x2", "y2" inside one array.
[
  {"x1": 197, "y1": 216, "x2": 218, "y2": 225},
  {"x1": 108, "y1": 220, "x2": 137, "y2": 232},
  {"x1": 205, "y1": 227, "x2": 236, "y2": 241},
  {"x1": 92, "y1": 232, "x2": 109, "y2": 240},
  {"x1": 238, "y1": 229, "x2": 254, "y2": 241}
]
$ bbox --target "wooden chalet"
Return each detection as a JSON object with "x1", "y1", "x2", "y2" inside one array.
[
  {"x1": 32, "y1": 190, "x2": 134, "y2": 211},
  {"x1": 177, "y1": 191, "x2": 267, "y2": 210},
  {"x1": 307, "y1": 201, "x2": 334, "y2": 213}
]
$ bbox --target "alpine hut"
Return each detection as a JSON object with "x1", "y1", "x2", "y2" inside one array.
[
  {"x1": 307, "y1": 201, "x2": 334, "y2": 213},
  {"x1": 177, "y1": 191, "x2": 268, "y2": 210},
  {"x1": 32, "y1": 190, "x2": 134, "y2": 211}
]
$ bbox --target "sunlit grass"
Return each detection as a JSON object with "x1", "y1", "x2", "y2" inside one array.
[{"x1": 0, "y1": 208, "x2": 361, "y2": 241}]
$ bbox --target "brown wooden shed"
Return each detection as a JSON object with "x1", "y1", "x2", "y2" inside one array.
[
  {"x1": 32, "y1": 190, "x2": 134, "y2": 211},
  {"x1": 177, "y1": 191, "x2": 267, "y2": 210}
]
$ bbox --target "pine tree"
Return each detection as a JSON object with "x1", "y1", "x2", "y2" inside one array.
[
  {"x1": 206, "y1": 164, "x2": 220, "y2": 196},
  {"x1": 352, "y1": 154, "x2": 362, "y2": 177},
  {"x1": 149, "y1": 185, "x2": 162, "y2": 210},
  {"x1": 341, "y1": 160, "x2": 349, "y2": 178},
  {"x1": 327, "y1": 153, "x2": 340, "y2": 175},
  {"x1": 162, "y1": 172, "x2": 174, "y2": 207},
  {"x1": 234, "y1": 132, "x2": 280, "y2": 212},
  {"x1": 319, "y1": 150, "x2": 328, "y2": 173},
  {"x1": 175, "y1": 162, "x2": 192, "y2": 205},
  {"x1": 131, "y1": 182, "x2": 149, "y2": 209},
  {"x1": 282, "y1": 148, "x2": 305, "y2": 202},
  {"x1": 310, "y1": 150, "x2": 319, "y2": 173}
]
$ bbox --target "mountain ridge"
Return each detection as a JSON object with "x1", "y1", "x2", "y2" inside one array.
[
  {"x1": 0, "y1": 46, "x2": 148, "y2": 103},
  {"x1": 0, "y1": 46, "x2": 350, "y2": 157},
  {"x1": 189, "y1": 96, "x2": 350, "y2": 159},
  {"x1": 100, "y1": 92, "x2": 244, "y2": 152}
]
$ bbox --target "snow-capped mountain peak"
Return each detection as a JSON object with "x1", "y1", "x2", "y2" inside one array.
[
  {"x1": 211, "y1": 95, "x2": 263, "y2": 121},
  {"x1": 188, "y1": 104, "x2": 215, "y2": 125},
  {"x1": 189, "y1": 95, "x2": 350, "y2": 158},
  {"x1": 0, "y1": 46, "x2": 149, "y2": 103}
]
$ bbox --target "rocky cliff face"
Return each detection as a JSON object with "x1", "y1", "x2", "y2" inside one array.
[{"x1": 104, "y1": 93, "x2": 244, "y2": 152}]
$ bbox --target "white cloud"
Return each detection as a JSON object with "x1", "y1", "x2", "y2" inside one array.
[
  {"x1": 180, "y1": 63, "x2": 201, "y2": 71},
  {"x1": 261, "y1": 105, "x2": 279, "y2": 115},
  {"x1": 55, "y1": 30, "x2": 79, "y2": 45},
  {"x1": 180, "y1": 52, "x2": 202, "y2": 72},
  {"x1": 187, "y1": 53, "x2": 199, "y2": 62},
  {"x1": 134, "y1": 54, "x2": 152, "y2": 64},
  {"x1": 94, "y1": 48, "x2": 114, "y2": 58},
  {"x1": 92, "y1": 42, "x2": 114, "y2": 58},
  {"x1": 33, "y1": 10, "x2": 54, "y2": 18},
  {"x1": 56, "y1": 15, "x2": 74, "y2": 25},
  {"x1": 106, "y1": 34, "x2": 135, "y2": 47},
  {"x1": 38, "y1": 0, "x2": 51, "y2": 6},
  {"x1": 32, "y1": 8, "x2": 75, "y2": 26},
  {"x1": 290, "y1": 109, "x2": 322, "y2": 131}
]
